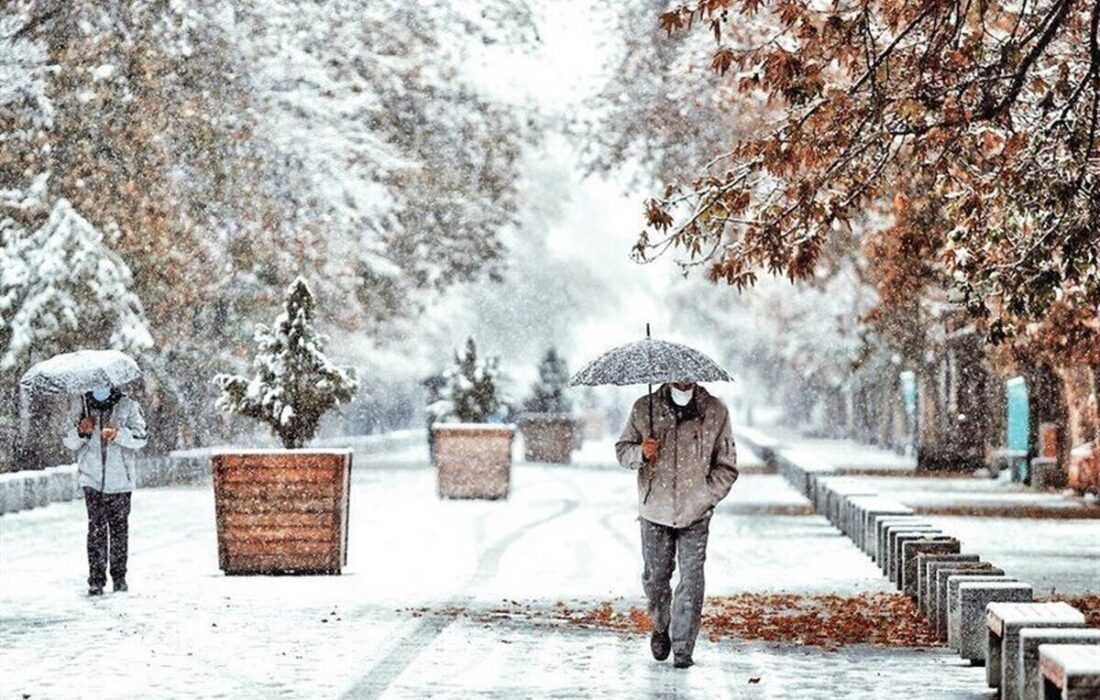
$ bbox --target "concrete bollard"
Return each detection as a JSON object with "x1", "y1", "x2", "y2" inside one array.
[
  {"x1": 880, "y1": 522, "x2": 938, "y2": 572},
  {"x1": 925, "y1": 559, "x2": 988, "y2": 622},
  {"x1": 0, "y1": 472, "x2": 26, "y2": 515},
  {"x1": 985, "y1": 602, "x2": 1085, "y2": 699},
  {"x1": 889, "y1": 529, "x2": 944, "y2": 583},
  {"x1": 23, "y1": 472, "x2": 50, "y2": 509},
  {"x1": 45, "y1": 465, "x2": 80, "y2": 503},
  {"x1": 919, "y1": 554, "x2": 980, "y2": 615},
  {"x1": 954, "y1": 582, "x2": 1033, "y2": 663},
  {"x1": 857, "y1": 502, "x2": 913, "y2": 555},
  {"x1": 901, "y1": 539, "x2": 961, "y2": 598},
  {"x1": 943, "y1": 573, "x2": 1013, "y2": 644},
  {"x1": 1017, "y1": 628, "x2": 1100, "y2": 700},
  {"x1": 873, "y1": 516, "x2": 928, "y2": 562}
]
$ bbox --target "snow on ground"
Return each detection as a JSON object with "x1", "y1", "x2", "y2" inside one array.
[
  {"x1": 779, "y1": 440, "x2": 916, "y2": 473},
  {"x1": 0, "y1": 441, "x2": 1043, "y2": 699},
  {"x1": 921, "y1": 515, "x2": 1100, "y2": 597}
]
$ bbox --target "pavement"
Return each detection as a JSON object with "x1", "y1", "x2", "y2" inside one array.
[{"x1": 0, "y1": 436, "x2": 1095, "y2": 699}]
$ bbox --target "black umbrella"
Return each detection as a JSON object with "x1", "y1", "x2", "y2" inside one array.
[{"x1": 570, "y1": 325, "x2": 732, "y2": 436}]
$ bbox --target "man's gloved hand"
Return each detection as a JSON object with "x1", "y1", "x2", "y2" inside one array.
[
  {"x1": 77, "y1": 417, "x2": 95, "y2": 438},
  {"x1": 642, "y1": 437, "x2": 660, "y2": 463},
  {"x1": 101, "y1": 424, "x2": 118, "y2": 442}
]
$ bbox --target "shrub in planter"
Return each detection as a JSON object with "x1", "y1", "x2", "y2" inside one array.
[
  {"x1": 212, "y1": 277, "x2": 359, "y2": 574},
  {"x1": 519, "y1": 348, "x2": 577, "y2": 464},
  {"x1": 429, "y1": 338, "x2": 513, "y2": 499}
]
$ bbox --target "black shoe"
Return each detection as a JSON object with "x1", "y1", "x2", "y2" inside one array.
[
  {"x1": 650, "y1": 630, "x2": 671, "y2": 661},
  {"x1": 673, "y1": 653, "x2": 694, "y2": 669},
  {"x1": 88, "y1": 586, "x2": 104, "y2": 597},
  {"x1": 113, "y1": 578, "x2": 128, "y2": 593}
]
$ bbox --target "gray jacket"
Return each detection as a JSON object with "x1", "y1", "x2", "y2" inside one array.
[
  {"x1": 63, "y1": 395, "x2": 147, "y2": 493},
  {"x1": 616, "y1": 385, "x2": 738, "y2": 528}
]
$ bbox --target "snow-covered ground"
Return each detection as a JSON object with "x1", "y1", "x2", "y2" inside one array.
[{"x1": 0, "y1": 440, "x2": 1027, "y2": 699}]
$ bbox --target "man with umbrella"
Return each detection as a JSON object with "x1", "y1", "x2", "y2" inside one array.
[
  {"x1": 21, "y1": 350, "x2": 147, "y2": 596},
  {"x1": 573, "y1": 330, "x2": 738, "y2": 668}
]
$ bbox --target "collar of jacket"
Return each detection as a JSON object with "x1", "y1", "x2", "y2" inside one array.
[{"x1": 656, "y1": 383, "x2": 709, "y2": 421}]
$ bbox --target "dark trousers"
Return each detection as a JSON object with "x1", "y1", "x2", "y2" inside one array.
[
  {"x1": 640, "y1": 515, "x2": 710, "y2": 657},
  {"x1": 83, "y1": 487, "x2": 131, "y2": 588}
]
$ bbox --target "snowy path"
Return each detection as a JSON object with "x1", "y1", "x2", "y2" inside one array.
[{"x1": 2, "y1": 445, "x2": 998, "y2": 699}]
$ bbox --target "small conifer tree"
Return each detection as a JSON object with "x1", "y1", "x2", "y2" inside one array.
[
  {"x1": 524, "y1": 348, "x2": 571, "y2": 414},
  {"x1": 215, "y1": 277, "x2": 359, "y2": 448}
]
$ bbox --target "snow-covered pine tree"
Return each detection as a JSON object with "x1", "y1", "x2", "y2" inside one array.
[
  {"x1": 437, "y1": 338, "x2": 502, "y2": 424},
  {"x1": 214, "y1": 277, "x2": 359, "y2": 449},
  {"x1": 525, "y1": 348, "x2": 571, "y2": 415},
  {"x1": 0, "y1": 198, "x2": 153, "y2": 370}
]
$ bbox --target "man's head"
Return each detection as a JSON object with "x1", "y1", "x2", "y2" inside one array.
[{"x1": 669, "y1": 381, "x2": 696, "y2": 406}]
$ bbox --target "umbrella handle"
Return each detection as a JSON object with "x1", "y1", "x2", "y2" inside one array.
[
  {"x1": 648, "y1": 383, "x2": 654, "y2": 438},
  {"x1": 646, "y1": 323, "x2": 653, "y2": 437}
]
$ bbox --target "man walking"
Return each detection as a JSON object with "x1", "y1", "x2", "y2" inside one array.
[
  {"x1": 616, "y1": 381, "x2": 738, "y2": 668},
  {"x1": 63, "y1": 386, "x2": 147, "y2": 596}
]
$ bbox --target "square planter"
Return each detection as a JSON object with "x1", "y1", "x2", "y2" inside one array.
[
  {"x1": 519, "y1": 414, "x2": 576, "y2": 464},
  {"x1": 433, "y1": 424, "x2": 514, "y2": 499},
  {"x1": 211, "y1": 449, "x2": 352, "y2": 575}
]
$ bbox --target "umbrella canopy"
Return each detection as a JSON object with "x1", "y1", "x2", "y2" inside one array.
[
  {"x1": 570, "y1": 338, "x2": 732, "y2": 387},
  {"x1": 18, "y1": 350, "x2": 143, "y2": 441}
]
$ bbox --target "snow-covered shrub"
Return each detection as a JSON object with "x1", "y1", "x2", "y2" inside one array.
[
  {"x1": 214, "y1": 277, "x2": 359, "y2": 449},
  {"x1": 524, "y1": 348, "x2": 572, "y2": 415},
  {"x1": 0, "y1": 198, "x2": 153, "y2": 370},
  {"x1": 429, "y1": 338, "x2": 504, "y2": 424}
]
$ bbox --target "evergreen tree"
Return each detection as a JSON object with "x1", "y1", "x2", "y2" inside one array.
[
  {"x1": 0, "y1": 198, "x2": 153, "y2": 370},
  {"x1": 525, "y1": 348, "x2": 571, "y2": 415},
  {"x1": 215, "y1": 277, "x2": 359, "y2": 449},
  {"x1": 435, "y1": 338, "x2": 502, "y2": 424}
]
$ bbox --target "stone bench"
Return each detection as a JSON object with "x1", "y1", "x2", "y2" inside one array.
[
  {"x1": 1039, "y1": 644, "x2": 1100, "y2": 699},
  {"x1": 991, "y1": 448, "x2": 1028, "y2": 476},
  {"x1": 954, "y1": 581, "x2": 1033, "y2": 662},
  {"x1": 901, "y1": 538, "x2": 960, "y2": 598},
  {"x1": 986, "y1": 602, "x2": 1086, "y2": 699},
  {"x1": 1019, "y1": 629, "x2": 1100, "y2": 700},
  {"x1": 889, "y1": 529, "x2": 945, "y2": 583},
  {"x1": 919, "y1": 555, "x2": 980, "y2": 616}
]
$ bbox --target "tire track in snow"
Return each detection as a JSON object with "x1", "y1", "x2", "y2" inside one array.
[{"x1": 341, "y1": 471, "x2": 583, "y2": 699}]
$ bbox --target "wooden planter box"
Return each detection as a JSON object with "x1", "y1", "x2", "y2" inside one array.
[
  {"x1": 211, "y1": 449, "x2": 352, "y2": 575},
  {"x1": 432, "y1": 424, "x2": 513, "y2": 499},
  {"x1": 519, "y1": 414, "x2": 577, "y2": 464}
]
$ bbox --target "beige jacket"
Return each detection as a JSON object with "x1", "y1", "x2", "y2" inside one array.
[{"x1": 616, "y1": 385, "x2": 738, "y2": 528}]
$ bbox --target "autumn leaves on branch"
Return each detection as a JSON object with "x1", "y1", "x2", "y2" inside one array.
[{"x1": 641, "y1": 0, "x2": 1099, "y2": 342}]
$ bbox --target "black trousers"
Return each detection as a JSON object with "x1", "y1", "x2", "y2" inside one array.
[{"x1": 83, "y1": 487, "x2": 131, "y2": 588}]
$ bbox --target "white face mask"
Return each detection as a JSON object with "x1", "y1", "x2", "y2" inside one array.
[{"x1": 670, "y1": 385, "x2": 694, "y2": 406}]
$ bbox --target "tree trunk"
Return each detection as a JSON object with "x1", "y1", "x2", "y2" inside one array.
[
  {"x1": 949, "y1": 331, "x2": 990, "y2": 470},
  {"x1": 1026, "y1": 361, "x2": 1070, "y2": 484}
]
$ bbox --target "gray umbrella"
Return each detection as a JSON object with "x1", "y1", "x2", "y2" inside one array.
[
  {"x1": 18, "y1": 349, "x2": 143, "y2": 442},
  {"x1": 570, "y1": 325, "x2": 731, "y2": 435}
]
